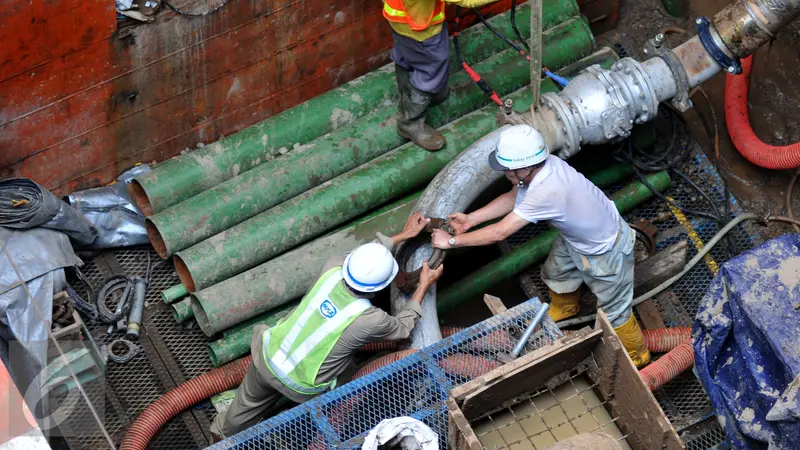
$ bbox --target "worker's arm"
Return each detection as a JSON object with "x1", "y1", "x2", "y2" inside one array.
[
  {"x1": 321, "y1": 212, "x2": 430, "y2": 272},
  {"x1": 387, "y1": 212, "x2": 431, "y2": 247},
  {"x1": 363, "y1": 261, "x2": 444, "y2": 341},
  {"x1": 431, "y1": 211, "x2": 529, "y2": 248},
  {"x1": 443, "y1": 0, "x2": 500, "y2": 8},
  {"x1": 447, "y1": 188, "x2": 517, "y2": 235}
]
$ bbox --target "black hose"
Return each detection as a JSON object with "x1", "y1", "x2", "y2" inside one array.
[
  {"x1": 97, "y1": 275, "x2": 135, "y2": 324},
  {"x1": 66, "y1": 267, "x2": 99, "y2": 320},
  {"x1": 510, "y1": 0, "x2": 529, "y2": 50}
]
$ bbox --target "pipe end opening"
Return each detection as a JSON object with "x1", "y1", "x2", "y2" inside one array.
[
  {"x1": 128, "y1": 180, "x2": 154, "y2": 217},
  {"x1": 173, "y1": 255, "x2": 197, "y2": 293},
  {"x1": 146, "y1": 219, "x2": 169, "y2": 259}
]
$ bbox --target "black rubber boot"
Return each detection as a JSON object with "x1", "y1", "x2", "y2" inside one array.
[
  {"x1": 430, "y1": 83, "x2": 450, "y2": 106},
  {"x1": 395, "y1": 67, "x2": 446, "y2": 152}
]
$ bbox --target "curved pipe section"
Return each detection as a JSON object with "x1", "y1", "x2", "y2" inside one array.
[
  {"x1": 725, "y1": 55, "x2": 800, "y2": 169},
  {"x1": 390, "y1": 126, "x2": 509, "y2": 349}
]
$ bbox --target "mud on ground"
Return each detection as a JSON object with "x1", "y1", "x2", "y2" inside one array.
[{"x1": 597, "y1": 0, "x2": 800, "y2": 240}]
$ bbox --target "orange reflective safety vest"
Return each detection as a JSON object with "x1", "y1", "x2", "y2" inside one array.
[{"x1": 383, "y1": 0, "x2": 446, "y2": 31}]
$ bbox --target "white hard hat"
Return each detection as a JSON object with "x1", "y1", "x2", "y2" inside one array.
[
  {"x1": 488, "y1": 124, "x2": 549, "y2": 171},
  {"x1": 343, "y1": 243, "x2": 399, "y2": 293}
]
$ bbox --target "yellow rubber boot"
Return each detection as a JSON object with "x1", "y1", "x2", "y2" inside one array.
[
  {"x1": 547, "y1": 288, "x2": 581, "y2": 322},
  {"x1": 613, "y1": 314, "x2": 651, "y2": 368}
]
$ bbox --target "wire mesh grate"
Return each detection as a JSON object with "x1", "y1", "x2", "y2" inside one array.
[
  {"x1": 57, "y1": 247, "x2": 209, "y2": 449},
  {"x1": 214, "y1": 298, "x2": 561, "y2": 449}
]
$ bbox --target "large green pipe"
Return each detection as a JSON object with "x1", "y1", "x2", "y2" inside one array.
[
  {"x1": 128, "y1": 0, "x2": 580, "y2": 216},
  {"x1": 175, "y1": 89, "x2": 533, "y2": 292},
  {"x1": 437, "y1": 171, "x2": 673, "y2": 312},
  {"x1": 191, "y1": 192, "x2": 422, "y2": 334},
  {"x1": 147, "y1": 19, "x2": 594, "y2": 257},
  {"x1": 204, "y1": 163, "x2": 640, "y2": 366},
  {"x1": 208, "y1": 302, "x2": 297, "y2": 367},
  {"x1": 174, "y1": 30, "x2": 608, "y2": 293}
]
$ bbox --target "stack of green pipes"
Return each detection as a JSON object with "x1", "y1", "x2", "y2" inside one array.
[{"x1": 133, "y1": 0, "x2": 602, "y2": 362}]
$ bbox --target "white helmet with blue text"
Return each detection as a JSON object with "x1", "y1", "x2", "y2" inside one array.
[
  {"x1": 488, "y1": 124, "x2": 549, "y2": 171},
  {"x1": 343, "y1": 243, "x2": 399, "y2": 293}
]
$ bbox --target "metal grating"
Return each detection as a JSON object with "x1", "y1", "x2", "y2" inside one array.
[
  {"x1": 682, "y1": 419, "x2": 728, "y2": 450},
  {"x1": 501, "y1": 148, "x2": 754, "y2": 448},
  {"x1": 213, "y1": 298, "x2": 562, "y2": 449},
  {"x1": 58, "y1": 247, "x2": 211, "y2": 449}
]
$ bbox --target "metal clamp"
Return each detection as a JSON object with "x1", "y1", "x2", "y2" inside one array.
[
  {"x1": 643, "y1": 34, "x2": 693, "y2": 112},
  {"x1": 394, "y1": 218, "x2": 451, "y2": 295},
  {"x1": 696, "y1": 16, "x2": 742, "y2": 74}
]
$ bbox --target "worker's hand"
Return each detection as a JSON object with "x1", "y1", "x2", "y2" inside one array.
[
  {"x1": 431, "y1": 229, "x2": 452, "y2": 249},
  {"x1": 419, "y1": 259, "x2": 444, "y2": 288},
  {"x1": 447, "y1": 212, "x2": 472, "y2": 235},
  {"x1": 401, "y1": 212, "x2": 431, "y2": 240}
]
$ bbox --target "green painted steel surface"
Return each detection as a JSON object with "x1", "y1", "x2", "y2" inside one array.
[
  {"x1": 437, "y1": 171, "x2": 672, "y2": 312},
  {"x1": 130, "y1": 0, "x2": 580, "y2": 215},
  {"x1": 149, "y1": 18, "x2": 594, "y2": 257},
  {"x1": 161, "y1": 284, "x2": 188, "y2": 304},
  {"x1": 191, "y1": 193, "x2": 422, "y2": 336}
]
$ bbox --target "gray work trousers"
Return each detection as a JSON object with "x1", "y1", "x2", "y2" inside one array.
[
  {"x1": 541, "y1": 221, "x2": 636, "y2": 327},
  {"x1": 390, "y1": 24, "x2": 450, "y2": 94}
]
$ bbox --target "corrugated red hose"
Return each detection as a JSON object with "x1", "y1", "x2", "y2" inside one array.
[
  {"x1": 639, "y1": 340, "x2": 695, "y2": 391},
  {"x1": 725, "y1": 55, "x2": 800, "y2": 169},
  {"x1": 642, "y1": 327, "x2": 691, "y2": 353},
  {"x1": 120, "y1": 355, "x2": 252, "y2": 450},
  {"x1": 121, "y1": 326, "x2": 694, "y2": 449}
]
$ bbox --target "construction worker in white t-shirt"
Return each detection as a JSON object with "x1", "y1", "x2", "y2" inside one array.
[{"x1": 431, "y1": 124, "x2": 650, "y2": 367}]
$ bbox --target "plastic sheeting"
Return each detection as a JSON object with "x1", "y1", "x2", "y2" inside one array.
[
  {"x1": 0, "y1": 227, "x2": 81, "y2": 416},
  {"x1": 64, "y1": 164, "x2": 151, "y2": 249},
  {"x1": 0, "y1": 178, "x2": 96, "y2": 245},
  {"x1": 694, "y1": 234, "x2": 800, "y2": 449}
]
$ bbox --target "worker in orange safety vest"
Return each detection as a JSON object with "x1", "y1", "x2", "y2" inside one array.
[{"x1": 383, "y1": 0, "x2": 500, "y2": 152}]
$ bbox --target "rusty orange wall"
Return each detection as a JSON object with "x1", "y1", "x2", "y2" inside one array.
[{"x1": 0, "y1": 0, "x2": 526, "y2": 195}]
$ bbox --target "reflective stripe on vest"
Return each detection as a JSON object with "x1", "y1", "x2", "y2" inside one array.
[
  {"x1": 263, "y1": 267, "x2": 371, "y2": 395},
  {"x1": 382, "y1": 0, "x2": 446, "y2": 31}
]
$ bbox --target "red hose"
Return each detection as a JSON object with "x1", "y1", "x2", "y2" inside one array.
[
  {"x1": 725, "y1": 55, "x2": 800, "y2": 169},
  {"x1": 120, "y1": 355, "x2": 252, "y2": 450},
  {"x1": 639, "y1": 340, "x2": 695, "y2": 391},
  {"x1": 642, "y1": 327, "x2": 691, "y2": 353}
]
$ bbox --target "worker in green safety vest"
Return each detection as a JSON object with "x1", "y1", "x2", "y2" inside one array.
[{"x1": 210, "y1": 212, "x2": 444, "y2": 440}]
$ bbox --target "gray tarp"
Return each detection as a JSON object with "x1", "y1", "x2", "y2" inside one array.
[
  {"x1": 64, "y1": 164, "x2": 151, "y2": 249},
  {"x1": 0, "y1": 178, "x2": 96, "y2": 245},
  {"x1": 0, "y1": 227, "x2": 81, "y2": 415}
]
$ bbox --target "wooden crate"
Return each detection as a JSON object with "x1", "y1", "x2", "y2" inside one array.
[{"x1": 447, "y1": 311, "x2": 683, "y2": 450}]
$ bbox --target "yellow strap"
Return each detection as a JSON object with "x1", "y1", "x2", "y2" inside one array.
[{"x1": 667, "y1": 197, "x2": 720, "y2": 276}]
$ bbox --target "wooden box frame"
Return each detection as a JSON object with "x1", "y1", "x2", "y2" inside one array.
[{"x1": 447, "y1": 311, "x2": 683, "y2": 450}]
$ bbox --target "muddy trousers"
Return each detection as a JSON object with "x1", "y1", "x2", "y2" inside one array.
[
  {"x1": 210, "y1": 362, "x2": 292, "y2": 439},
  {"x1": 541, "y1": 221, "x2": 635, "y2": 328}
]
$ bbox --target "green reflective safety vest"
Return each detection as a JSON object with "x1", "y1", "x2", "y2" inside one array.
[{"x1": 262, "y1": 267, "x2": 371, "y2": 395}]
